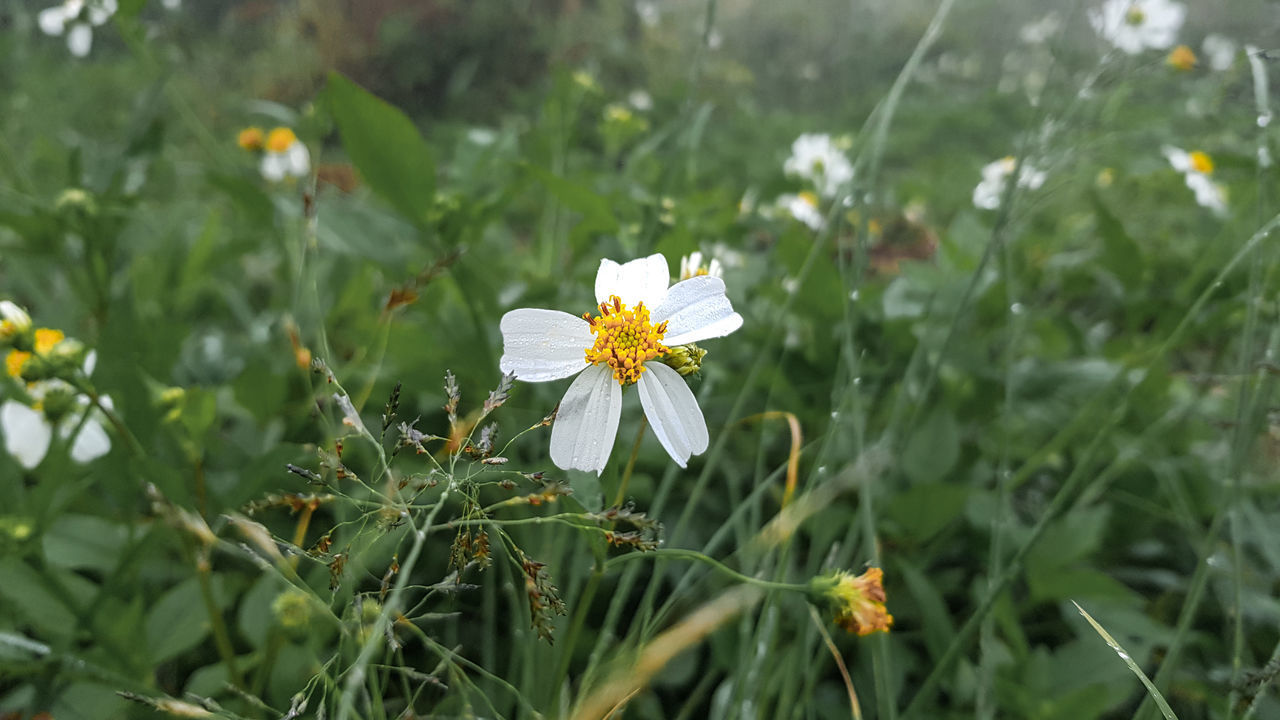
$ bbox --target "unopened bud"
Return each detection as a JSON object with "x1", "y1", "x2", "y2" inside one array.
[{"x1": 660, "y1": 344, "x2": 707, "y2": 377}]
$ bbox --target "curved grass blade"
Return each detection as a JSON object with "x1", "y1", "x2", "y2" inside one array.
[{"x1": 1072, "y1": 601, "x2": 1180, "y2": 720}]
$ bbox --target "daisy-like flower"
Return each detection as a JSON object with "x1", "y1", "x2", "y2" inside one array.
[
  {"x1": 0, "y1": 302, "x2": 32, "y2": 345},
  {"x1": 1202, "y1": 34, "x2": 1238, "y2": 72},
  {"x1": 1088, "y1": 0, "x2": 1185, "y2": 55},
  {"x1": 808, "y1": 567, "x2": 893, "y2": 636},
  {"x1": 1163, "y1": 146, "x2": 1227, "y2": 215},
  {"x1": 679, "y1": 251, "x2": 723, "y2": 280},
  {"x1": 2, "y1": 379, "x2": 112, "y2": 470},
  {"x1": 498, "y1": 254, "x2": 743, "y2": 474},
  {"x1": 260, "y1": 127, "x2": 310, "y2": 182},
  {"x1": 784, "y1": 134, "x2": 854, "y2": 198},
  {"x1": 777, "y1": 192, "x2": 825, "y2": 230},
  {"x1": 972, "y1": 156, "x2": 1046, "y2": 210},
  {"x1": 38, "y1": 0, "x2": 117, "y2": 58}
]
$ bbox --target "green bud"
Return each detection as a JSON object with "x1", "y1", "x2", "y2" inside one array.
[{"x1": 660, "y1": 344, "x2": 707, "y2": 377}]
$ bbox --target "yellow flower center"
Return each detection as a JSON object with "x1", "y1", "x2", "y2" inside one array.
[
  {"x1": 1189, "y1": 150, "x2": 1214, "y2": 175},
  {"x1": 33, "y1": 328, "x2": 64, "y2": 355},
  {"x1": 1167, "y1": 45, "x2": 1197, "y2": 71},
  {"x1": 583, "y1": 295, "x2": 669, "y2": 385},
  {"x1": 1125, "y1": 7, "x2": 1145, "y2": 25},
  {"x1": 797, "y1": 190, "x2": 820, "y2": 208},
  {"x1": 238, "y1": 126, "x2": 265, "y2": 151},
  {"x1": 266, "y1": 127, "x2": 298, "y2": 154},
  {"x1": 5, "y1": 350, "x2": 30, "y2": 379}
]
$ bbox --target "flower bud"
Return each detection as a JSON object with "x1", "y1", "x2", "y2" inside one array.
[
  {"x1": 660, "y1": 344, "x2": 707, "y2": 377},
  {"x1": 808, "y1": 567, "x2": 893, "y2": 636},
  {"x1": 272, "y1": 587, "x2": 314, "y2": 639},
  {"x1": 0, "y1": 301, "x2": 32, "y2": 346}
]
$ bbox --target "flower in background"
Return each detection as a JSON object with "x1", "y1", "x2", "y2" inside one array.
[
  {"x1": 1018, "y1": 11, "x2": 1061, "y2": 45},
  {"x1": 679, "y1": 251, "x2": 722, "y2": 281},
  {"x1": 808, "y1": 567, "x2": 893, "y2": 636},
  {"x1": 777, "y1": 192, "x2": 825, "y2": 230},
  {"x1": 498, "y1": 254, "x2": 743, "y2": 474},
  {"x1": 1163, "y1": 146, "x2": 1227, "y2": 215},
  {"x1": 260, "y1": 127, "x2": 310, "y2": 182},
  {"x1": 972, "y1": 156, "x2": 1046, "y2": 210},
  {"x1": 1088, "y1": 0, "x2": 1185, "y2": 55},
  {"x1": 1202, "y1": 34, "x2": 1238, "y2": 71},
  {"x1": 627, "y1": 89, "x2": 654, "y2": 112},
  {"x1": 237, "y1": 126, "x2": 265, "y2": 152},
  {"x1": 162, "y1": 0, "x2": 181, "y2": 8},
  {"x1": 1166, "y1": 44, "x2": 1196, "y2": 71},
  {"x1": 38, "y1": 0, "x2": 117, "y2": 58},
  {"x1": 2, "y1": 379, "x2": 112, "y2": 470},
  {"x1": 0, "y1": 302, "x2": 32, "y2": 345},
  {"x1": 784, "y1": 134, "x2": 854, "y2": 198}
]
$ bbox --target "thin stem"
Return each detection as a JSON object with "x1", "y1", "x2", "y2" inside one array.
[
  {"x1": 612, "y1": 418, "x2": 648, "y2": 507},
  {"x1": 606, "y1": 548, "x2": 807, "y2": 594}
]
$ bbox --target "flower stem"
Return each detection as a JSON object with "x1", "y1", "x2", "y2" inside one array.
[
  {"x1": 606, "y1": 548, "x2": 807, "y2": 594},
  {"x1": 612, "y1": 418, "x2": 648, "y2": 508}
]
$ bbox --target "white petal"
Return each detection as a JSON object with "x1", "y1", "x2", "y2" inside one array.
[
  {"x1": 549, "y1": 364, "x2": 621, "y2": 475},
  {"x1": 66, "y1": 417, "x2": 110, "y2": 463},
  {"x1": 286, "y1": 142, "x2": 310, "y2": 177},
  {"x1": 90, "y1": 0, "x2": 118, "y2": 24},
  {"x1": 260, "y1": 153, "x2": 286, "y2": 182},
  {"x1": 66, "y1": 23, "x2": 92, "y2": 57},
  {"x1": 652, "y1": 276, "x2": 744, "y2": 346},
  {"x1": 636, "y1": 362, "x2": 708, "y2": 468},
  {"x1": 38, "y1": 6, "x2": 68, "y2": 36},
  {"x1": 499, "y1": 309, "x2": 592, "y2": 382},
  {"x1": 1, "y1": 401, "x2": 53, "y2": 470},
  {"x1": 595, "y1": 254, "x2": 670, "y2": 309},
  {"x1": 82, "y1": 350, "x2": 97, "y2": 377}
]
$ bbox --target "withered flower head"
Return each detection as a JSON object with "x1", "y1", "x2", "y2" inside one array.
[{"x1": 808, "y1": 566, "x2": 893, "y2": 636}]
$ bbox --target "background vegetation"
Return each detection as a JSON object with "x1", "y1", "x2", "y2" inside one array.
[{"x1": 1, "y1": 0, "x2": 1279, "y2": 718}]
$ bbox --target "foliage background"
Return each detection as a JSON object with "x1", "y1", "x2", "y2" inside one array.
[{"x1": 1, "y1": 0, "x2": 1279, "y2": 718}]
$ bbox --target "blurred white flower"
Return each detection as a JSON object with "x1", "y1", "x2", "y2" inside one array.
[
  {"x1": 784, "y1": 134, "x2": 854, "y2": 198},
  {"x1": 1019, "y1": 12, "x2": 1061, "y2": 45},
  {"x1": 1202, "y1": 34, "x2": 1237, "y2": 71},
  {"x1": 628, "y1": 90, "x2": 653, "y2": 112},
  {"x1": 635, "y1": 0, "x2": 659, "y2": 27},
  {"x1": 777, "y1": 192, "x2": 825, "y2": 230},
  {"x1": 1088, "y1": 0, "x2": 1185, "y2": 55},
  {"x1": 973, "y1": 156, "x2": 1046, "y2": 210},
  {"x1": 2, "y1": 378, "x2": 110, "y2": 470},
  {"x1": 260, "y1": 127, "x2": 310, "y2": 182},
  {"x1": 679, "y1": 251, "x2": 723, "y2": 280},
  {"x1": 498, "y1": 254, "x2": 742, "y2": 474},
  {"x1": 467, "y1": 128, "x2": 498, "y2": 146},
  {"x1": 163, "y1": 0, "x2": 181, "y2": 8},
  {"x1": 38, "y1": 0, "x2": 117, "y2": 58},
  {"x1": 1163, "y1": 146, "x2": 1227, "y2": 215}
]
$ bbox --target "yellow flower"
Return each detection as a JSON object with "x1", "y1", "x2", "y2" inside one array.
[
  {"x1": 810, "y1": 567, "x2": 894, "y2": 636},
  {"x1": 237, "y1": 126, "x2": 265, "y2": 151},
  {"x1": 1167, "y1": 45, "x2": 1197, "y2": 71},
  {"x1": 5, "y1": 350, "x2": 29, "y2": 380}
]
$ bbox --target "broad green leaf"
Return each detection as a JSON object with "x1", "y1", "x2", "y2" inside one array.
[
  {"x1": 0, "y1": 558, "x2": 79, "y2": 641},
  {"x1": 146, "y1": 576, "x2": 222, "y2": 664},
  {"x1": 886, "y1": 482, "x2": 969, "y2": 542},
  {"x1": 901, "y1": 409, "x2": 960, "y2": 484},
  {"x1": 43, "y1": 514, "x2": 128, "y2": 572},
  {"x1": 325, "y1": 72, "x2": 436, "y2": 229},
  {"x1": 524, "y1": 163, "x2": 618, "y2": 233}
]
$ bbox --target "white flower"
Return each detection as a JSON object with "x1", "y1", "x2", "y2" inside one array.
[
  {"x1": 1, "y1": 301, "x2": 32, "y2": 341},
  {"x1": 1202, "y1": 34, "x2": 1237, "y2": 71},
  {"x1": 1162, "y1": 146, "x2": 1227, "y2": 215},
  {"x1": 679, "y1": 252, "x2": 723, "y2": 280},
  {"x1": 2, "y1": 380, "x2": 111, "y2": 470},
  {"x1": 777, "y1": 192, "x2": 825, "y2": 230},
  {"x1": 635, "y1": 0, "x2": 659, "y2": 28},
  {"x1": 260, "y1": 128, "x2": 310, "y2": 182},
  {"x1": 1088, "y1": 0, "x2": 1185, "y2": 55},
  {"x1": 784, "y1": 134, "x2": 854, "y2": 198},
  {"x1": 972, "y1": 156, "x2": 1046, "y2": 210},
  {"x1": 628, "y1": 90, "x2": 654, "y2": 112},
  {"x1": 498, "y1": 254, "x2": 743, "y2": 474},
  {"x1": 162, "y1": 0, "x2": 181, "y2": 8},
  {"x1": 38, "y1": 0, "x2": 117, "y2": 58},
  {"x1": 1019, "y1": 12, "x2": 1061, "y2": 45}
]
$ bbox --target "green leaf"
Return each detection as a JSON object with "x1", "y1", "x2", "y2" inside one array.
[
  {"x1": 887, "y1": 482, "x2": 969, "y2": 542},
  {"x1": 0, "y1": 558, "x2": 79, "y2": 641},
  {"x1": 324, "y1": 72, "x2": 436, "y2": 229},
  {"x1": 146, "y1": 577, "x2": 221, "y2": 664},
  {"x1": 524, "y1": 163, "x2": 618, "y2": 233},
  {"x1": 1092, "y1": 192, "x2": 1144, "y2": 287},
  {"x1": 901, "y1": 409, "x2": 960, "y2": 484},
  {"x1": 43, "y1": 514, "x2": 128, "y2": 572}
]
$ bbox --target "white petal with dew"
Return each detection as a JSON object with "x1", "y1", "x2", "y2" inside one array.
[
  {"x1": 595, "y1": 254, "x2": 670, "y2": 309},
  {"x1": 1, "y1": 402, "x2": 52, "y2": 470},
  {"x1": 38, "y1": 5, "x2": 69, "y2": 35},
  {"x1": 499, "y1": 309, "x2": 592, "y2": 382},
  {"x1": 66, "y1": 23, "x2": 92, "y2": 57},
  {"x1": 653, "y1": 276, "x2": 744, "y2": 346},
  {"x1": 66, "y1": 417, "x2": 110, "y2": 463},
  {"x1": 636, "y1": 362, "x2": 707, "y2": 468},
  {"x1": 549, "y1": 364, "x2": 621, "y2": 475}
]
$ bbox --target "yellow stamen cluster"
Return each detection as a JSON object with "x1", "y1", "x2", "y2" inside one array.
[
  {"x1": 797, "y1": 190, "x2": 820, "y2": 209},
  {"x1": 5, "y1": 350, "x2": 29, "y2": 379},
  {"x1": 1189, "y1": 150, "x2": 1214, "y2": 175},
  {"x1": 583, "y1": 295, "x2": 669, "y2": 385},
  {"x1": 810, "y1": 567, "x2": 894, "y2": 637},
  {"x1": 265, "y1": 127, "x2": 298, "y2": 154},
  {"x1": 1125, "y1": 7, "x2": 1145, "y2": 26},
  {"x1": 1167, "y1": 45, "x2": 1197, "y2": 71},
  {"x1": 34, "y1": 328, "x2": 64, "y2": 355}
]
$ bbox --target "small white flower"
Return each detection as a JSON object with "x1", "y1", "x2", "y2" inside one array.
[
  {"x1": 1, "y1": 301, "x2": 32, "y2": 340},
  {"x1": 260, "y1": 128, "x2": 310, "y2": 182},
  {"x1": 162, "y1": 0, "x2": 181, "y2": 8},
  {"x1": 498, "y1": 254, "x2": 743, "y2": 474},
  {"x1": 972, "y1": 156, "x2": 1046, "y2": 210},
  {"x1": 784, "y1": 134, "x2": 854, "y2": 198},
  {"x1": 1162, "y1": 146, "x2": 1227, "y2": 215},
  {"x1": 467, "y1": 128, "x2": 498, "y2": 146},
  {"x1": 775, "y1": 193, "x2": 825, "y2": 230},
  {"x1": 679, "y1": 251, "x2": 723, "y2": 280},
  {"x1": 1019, "y1": 12, "x2": 1061, "y2": 45},
  {"x1": 1202, "y1": 34, "x2": 1237, "y2": 71},
  {"x1": 628, "y1": 90, "x2": 654, "y2": 112},
  {"x1": 1088, "y1": 0, "x2": 1185, "y2": 55},
  {"x1": 39, "y1": 0, "x2": 117, "y2": 58},
  {"x1": 2, "y1": 380, "x2": 111, "y2": 470}
]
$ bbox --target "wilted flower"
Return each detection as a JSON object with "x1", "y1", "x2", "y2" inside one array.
[
  {"x1": 260, "y1": 127, "x2": 310, "y2": 182},
  {"x1": 972, "y1": 156, "x2": 1046, "y2": 210},
  {"x1": 808, "y1": 567, "x2": 893, "y2": 636},
  {"x1": 1163, "y1": 146, "x2": 1226, "y2": 215},
  {"x1": 498, "y1": 254, "x2": 742, "y2": 474},
  {"x1": 1166, "y1": 44, "x2": 1196, "y2": 71},
  {"x1": 1202, "y1": 34, "x2": 1238, "y2": 71},
  {"x1": 38, "y1": 0, "x2": 117, "y2": 58},
  {"x1": 784, "y1": 134, "x2": 854, "y2": 198},
  {"x1": 777, "y1": 192, "x2": 825, "y2": 230},
  {"x1": 1088, "y1": 0, "x2": 1185, "y2": 55}
]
